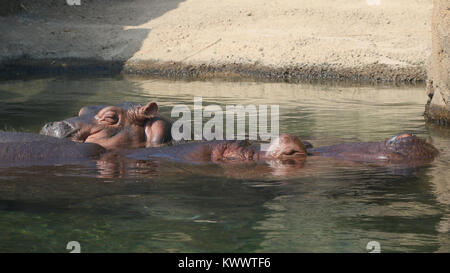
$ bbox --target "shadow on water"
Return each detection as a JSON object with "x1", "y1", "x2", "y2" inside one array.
[{"x1": 0, "y1": 76, "x2": 149, "y2": 131}]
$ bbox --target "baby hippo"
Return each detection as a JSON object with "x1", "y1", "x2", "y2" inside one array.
[{"x1": 125, "y1": 133, "x2": 307, "y2": 163}]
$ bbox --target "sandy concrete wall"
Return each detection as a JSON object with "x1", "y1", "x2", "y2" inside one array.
[
  {"x1": 0, "y1": 0, "x2": 433, "y2": 83},
  {"x1": 425, "y1": 0, "x2": 450, "y2": 126}
]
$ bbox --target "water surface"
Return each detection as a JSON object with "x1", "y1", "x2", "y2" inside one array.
[{"x1": 0, "y1": 76, "x2": 449, "y2": 252}]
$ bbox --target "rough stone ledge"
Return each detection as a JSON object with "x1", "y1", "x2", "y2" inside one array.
[
  {"x1": 425, "y1": 103, "x2": 450, "y2": 126},
  {"x1": 424, "y1": 0, "x2": 449, "y2": 127},
  {"x1": 0, "y1": 58, "x2": 426, "y2": 84}
]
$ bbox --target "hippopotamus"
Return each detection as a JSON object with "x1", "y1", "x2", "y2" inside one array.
[
  {"x1": 124, "y1": 133, "x2": 308, "y2": 163},
  {"x1": 0, "y1": 132, "x2": 105, "y2": 168},
  {"x1": 40, "y1": 101, "x2": 172, "y2": 150},
  {"x1": 0, "y1": 132, "x2": 307, "y2": 177},
  {"x1": 307, "y1": 133, "x2": 439, "y2": 165},
  {"x1": 0, "y1": 128, "x2": 438, "y2": 173},
  {"x1": 122, "y1": 133, "x2": 439, "y2": 167}
]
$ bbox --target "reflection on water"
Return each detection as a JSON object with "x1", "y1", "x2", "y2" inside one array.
[{"x1": 0, "y1": 76, "x2": 449, "y2": 252}]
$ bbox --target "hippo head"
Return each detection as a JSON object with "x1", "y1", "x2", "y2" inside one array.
[
  {"x1": 384, "y1": 133, "x2": 439, "y2": 161},
  {"x1": 40, "y1": 102, "x2": 172, "y2": 150},
  {"x1": 264, "y1": 133, "x2": 307, "y2": 160}
]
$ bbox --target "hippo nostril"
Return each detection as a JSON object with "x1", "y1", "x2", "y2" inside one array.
[{"x1": 63, "y1": 128, "x2": 80, "y2": 139}]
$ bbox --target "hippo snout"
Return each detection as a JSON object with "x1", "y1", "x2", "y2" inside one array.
[{"x1": 40, "y1": 120, "x2": 78, "y2": 138}]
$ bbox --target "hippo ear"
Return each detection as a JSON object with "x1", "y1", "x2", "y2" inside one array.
[{"x1": 140, "y1": 102, "x2": 158, "y2": 117}]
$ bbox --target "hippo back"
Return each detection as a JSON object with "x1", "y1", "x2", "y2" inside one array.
[{"x1": 0, "y1": 132, "x2": 105, "y2": 166}]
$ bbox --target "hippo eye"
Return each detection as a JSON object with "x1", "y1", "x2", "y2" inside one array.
[
  {"x1": 98, "y1": 111, "x2": 119, "y2": 125},
  {"x1": 284, "y1": 150, "x2": 297, "y2": 155}
]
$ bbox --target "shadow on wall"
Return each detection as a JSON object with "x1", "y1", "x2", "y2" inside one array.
[
  {"x1": 0, "y1": 0, "x2": 185, "y2": 78},
  {"x1": 0, "y1": 1, "x2": 186, "y2": 129}
]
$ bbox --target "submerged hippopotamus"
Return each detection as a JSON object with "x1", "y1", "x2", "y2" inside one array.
[
  {"x1": 123, "y1": 133, "x2": 439, "y2": 166},
  {"x1": 40, "y1": 102, "x2": 172, "y2": 150},
  {"x1": 124, "y1": 133, "x2": 308, "y2": 163},
  {"x1": 0, "y1": 132, "x2": 307, "y2": 170},
  {"x1": 0, "y1": 128, "x2": 438, "y2": 172},
  {"x1": 0, "y1": 132, "x2": 105, "y2": 167},
  {"x1": 307, "y1": 133, "x2": 439, "y2": 165}
]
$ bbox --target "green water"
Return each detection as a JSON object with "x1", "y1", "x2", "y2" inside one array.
[{"x1": 0, "y1": 76, "x2": 449, "y2": 252}]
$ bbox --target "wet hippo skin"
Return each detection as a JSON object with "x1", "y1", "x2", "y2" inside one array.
[
  {"x1": 124, "y1": 133, "x2": 439, "y2": 167},
  {"x1": 307, "y1": 133, "x2": 439, "y2": 165},
  {"x1": 0, "y1": 131, "x2": 438, "y2": 171},
  {"x1": 0, "y1": 132, "x2": 306, "y2": 168},
  {"x1": 40, "y1": 101, "x2": 172, "y2": 150},
  {"x1": 0, "y1": 132, "x2": 105, "y2": 167},
  {"x1": 125, "y1": 133, "x2": 308, "y2": 163}
]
